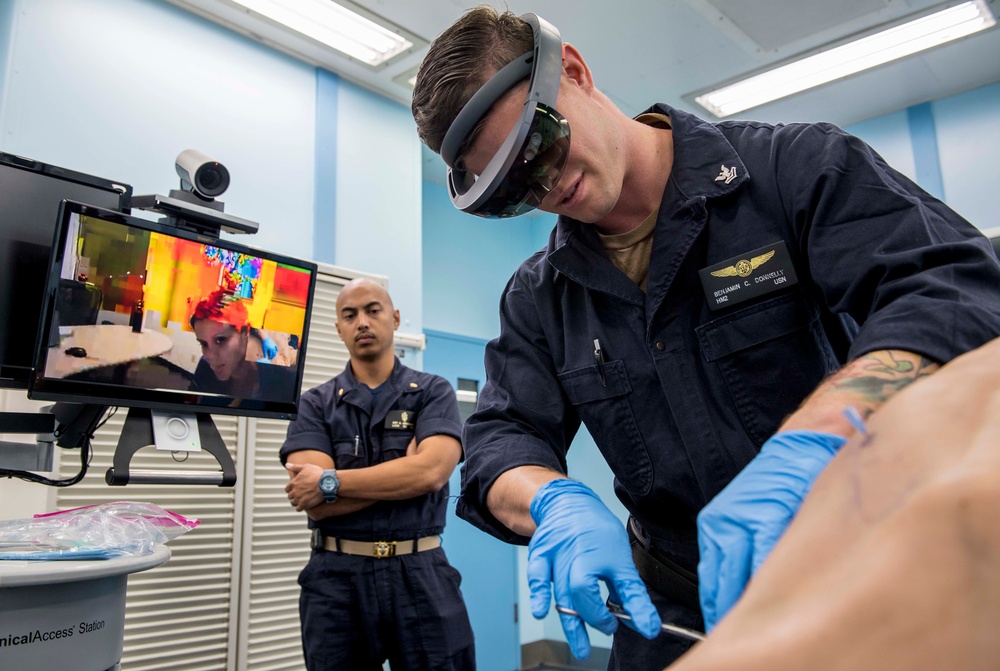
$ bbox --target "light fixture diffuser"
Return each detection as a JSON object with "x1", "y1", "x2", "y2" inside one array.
[
  {"x1": 391, "y1": 64, "x2": 422, "y2": 90},
  {"x1": 695, "y1": 0, "x2": 996, "y2": 118},
  {"x1": 229, "y1": 0, "x2": 413, "y2": 67}
]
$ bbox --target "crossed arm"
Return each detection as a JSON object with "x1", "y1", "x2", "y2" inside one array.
[{"x1": 285, "y1": 434, "x2": 462, "y2": 520}]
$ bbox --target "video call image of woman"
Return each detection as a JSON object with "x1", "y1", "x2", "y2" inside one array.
[{"x1": 189, "y1": 290, "x2": 296, "y2": 404}]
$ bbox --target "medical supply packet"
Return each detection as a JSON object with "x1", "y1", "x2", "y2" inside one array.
[{"x1": 0, "y1": 501, "x2": 198, "y2": 560}]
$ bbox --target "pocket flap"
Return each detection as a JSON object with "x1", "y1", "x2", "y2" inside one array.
[
  {"x1": 698, "y1": 295, "x2": 820, "y2": 362},
  {"x1": 558, "y1": 359, "x2": 632, "y2": 404}
]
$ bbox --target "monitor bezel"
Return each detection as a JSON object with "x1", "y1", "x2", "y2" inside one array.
[
  {"x1": 0, "y1": 152, "x2": 133, "y2": 389},
  {"x1": 0, "y1": 152, "x2": 134, "y2": 211},
  {"x1": 28, "y1": 200, "x2": 318, "y2": 421}
]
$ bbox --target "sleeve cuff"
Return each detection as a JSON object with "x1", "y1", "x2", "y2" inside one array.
[
  {"x1": 278, "y1": 430, "x2": 329, "y2": 464},
  {"x1": 416, "y1": 417, "x2": 462, "y2": 444}
]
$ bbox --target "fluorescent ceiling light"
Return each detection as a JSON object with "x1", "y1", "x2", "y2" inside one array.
[
  {"x1": 391, "y1": 65, "x2": 422, "y2": 89},
  {"x1": 695, "y1": 0, "x2": 996, "y2": 118},
  {"x1": 229, "y1": 0, "x2": 413, "y2": 67}
]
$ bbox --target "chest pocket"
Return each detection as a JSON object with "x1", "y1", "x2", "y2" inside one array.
[
  {"x1": 331, "y1": 438, "x2": 365, "y2": 469},
  {"x1": 696, "y1": 293, "x2": 839, "y2": 445},
  {"x1": 377, "y1": 403, "x2": 419, "y2": 462},
  {"x1": 558, "y1": 360, "x2": 653, "y2": 498},
  {"x1": 381, "y1": 425, "x2": 416, "y2": 461}
]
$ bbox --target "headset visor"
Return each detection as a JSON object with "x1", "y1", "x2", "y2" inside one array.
[{"x1": 448, "y1": 103, "x2": 570, "y2": 218}]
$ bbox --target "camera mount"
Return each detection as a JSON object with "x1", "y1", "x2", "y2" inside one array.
[
  {"x1": 132, "y1": 149, "x2": 258, "y2": 240},
  {"x1": 131, "y1": 190, "x2": 259, "y2": 239}
]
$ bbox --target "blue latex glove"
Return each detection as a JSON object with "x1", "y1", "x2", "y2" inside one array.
[
  {"x1": 528, "y1": 478, "x2": 661, "y2": 661},
  {"x1": 697, "y1": 430, "x2": 847, "y2": 630},
  {"x1": 261, "y1": 337, "x2": 279, "y2": 360}
]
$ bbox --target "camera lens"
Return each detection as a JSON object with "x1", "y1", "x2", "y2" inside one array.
[
  {"x1": 200, "y1": 167, "x2": 223, "y2": 190},
  {"x1": 194, "y1": 162, "x2": 230, "y2": 197}
]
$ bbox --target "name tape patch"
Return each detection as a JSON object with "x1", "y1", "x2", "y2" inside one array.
[
  {"x1": 698, "y1": 240, "x2": 798, "y2": 311},
  {"x1": 384, "y1": 410, "x2": 415, "y2": 430}
]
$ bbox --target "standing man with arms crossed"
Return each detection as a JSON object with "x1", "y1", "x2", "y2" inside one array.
[
  {"x1": 281, "y1": 278, "x2": 475, "y2": 671},
  {"x1": 411, "y1": 7, "x2": 1000, "y2": 669}
]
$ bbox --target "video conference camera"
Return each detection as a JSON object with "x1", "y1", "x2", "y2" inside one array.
[
  {"x1": 131, "y1": 149, "x2": 258, "y2": 238},
  {"x1": 175, "y1": 148, "x2": 230, "y2": 200}
]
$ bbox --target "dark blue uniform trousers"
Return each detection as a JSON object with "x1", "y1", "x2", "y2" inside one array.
[{"x1": 298, "y1": 546, "x2": 475, "y2": 670}]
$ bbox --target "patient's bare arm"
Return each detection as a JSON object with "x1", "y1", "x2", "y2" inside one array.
[{"x1": 670, "y1": 336, "x2": 1000, "y2": 671}]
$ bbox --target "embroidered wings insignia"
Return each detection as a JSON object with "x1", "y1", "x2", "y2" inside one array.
[{"x1": 710, "y1": 250, "x2": 776, "y2": 278}]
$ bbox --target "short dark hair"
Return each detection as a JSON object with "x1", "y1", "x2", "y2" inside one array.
[{"x1": 411, "y1": 6, "x2": 534, "y2": 155}]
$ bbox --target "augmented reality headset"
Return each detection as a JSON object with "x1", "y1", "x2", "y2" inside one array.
[{"x1": 440, "y1": 13, "x2": 570, "y2": 218}]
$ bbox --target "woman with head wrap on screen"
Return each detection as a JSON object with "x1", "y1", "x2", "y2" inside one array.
[{"x1": 189, "y1": 289, "x2": 296, "y2": 403}]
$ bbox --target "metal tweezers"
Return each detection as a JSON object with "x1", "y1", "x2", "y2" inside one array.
[{"x1": 555, "y1": 601, "x2": 706, "y2": 642}]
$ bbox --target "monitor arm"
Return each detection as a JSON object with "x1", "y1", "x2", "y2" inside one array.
[
  {"x1": 0, "y1": 410, "x2": 56, "y2": 471},
  {"x1": 0, "y1": 403, "x2": 107, "y2": 485}
]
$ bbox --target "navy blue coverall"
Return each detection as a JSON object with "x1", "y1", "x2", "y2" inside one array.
[
  {"x1": 280, "y1": 359, "x2": 475, "y2": 671},
  {"x1": 459, "y1": 104, "x2": 1000, "y2": 668}
]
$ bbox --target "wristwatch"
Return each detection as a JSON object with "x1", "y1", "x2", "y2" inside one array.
[{"x1": 318, "y1": 469, "x2": 340, "y2": 504}]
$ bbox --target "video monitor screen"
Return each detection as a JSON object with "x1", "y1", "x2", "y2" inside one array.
[
  {"x1": 29, "y1": 200, "x2": 318, "y2": 420},
  {"x1": 0, "y1": 152, "x2": 131, "y2": 389}
]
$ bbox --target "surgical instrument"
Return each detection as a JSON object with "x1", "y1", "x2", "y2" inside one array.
[{"x1": 555, "y1": 602, "x2": 706, "y2": 642}]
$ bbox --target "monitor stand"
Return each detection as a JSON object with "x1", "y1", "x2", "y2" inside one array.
[
  {"x1": 105, "y1": 407, "x2": 237, "y2": 486},
  {"x1": 0, "y1": 411, "x2": 56, "y2": 471}
]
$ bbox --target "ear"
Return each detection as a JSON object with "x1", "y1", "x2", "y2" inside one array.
[
  {"x1": 392, "y1": 310, "x2": 401, "y2": 330},
  {"x1": 561, "y1": 43, "x2": 594, "y2": 92},
  {"x1": 335, "y1": 321, "x2": 345, "y2": 342}
]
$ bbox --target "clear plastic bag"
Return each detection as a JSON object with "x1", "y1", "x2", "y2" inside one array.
[{"x1": 0, "y1": 501, "x2": 199, "y2": 560}]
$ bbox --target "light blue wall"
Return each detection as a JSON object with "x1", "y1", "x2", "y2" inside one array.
[
  {"x1": 843, "y1": 81, "x2": 1000, "y2": 231},
  {"x1": 0, "y1": 0, "x2": 316, "y2": 261},
  {"x1": 334, "y1": 81, "x2": 424, "y2": 334},
  {"x1": 422, "y1": 180, "x2": 556, "y2": 340},
  {"x1": 906, "y1": 103, "x2": 945, "y2": 201},
  {"x1": 313, "y1": 69, "x2": 339, "y2": 265},
  {"x1": 844, "y1": 109, "x2": 917, "y2": 181},
  {"x1": 933, "y1": 81, "x2": 1000, "y2": 231}
]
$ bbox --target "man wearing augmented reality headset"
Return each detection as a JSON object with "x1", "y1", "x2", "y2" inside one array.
[{"x1": 412, "y1": 6, "x2": 1000, "y2": 669}]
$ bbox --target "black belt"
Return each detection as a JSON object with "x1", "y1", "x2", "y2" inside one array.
[{"x1": 628, "y1": 517, "x2": 701, "y2": 612}]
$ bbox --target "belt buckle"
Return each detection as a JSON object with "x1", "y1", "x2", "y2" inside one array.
[
  {"x1": 373, "y1": 541, "x2": 396, "y2": 558},
  {"x1": 310, "y1": 528, "x2": 322, "y2": 551}
]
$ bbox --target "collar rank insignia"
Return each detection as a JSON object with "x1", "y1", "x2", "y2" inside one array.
[{"x1": 715, "y1": 165, "x2": 738, "y2": 184}]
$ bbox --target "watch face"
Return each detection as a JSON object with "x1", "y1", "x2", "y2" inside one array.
[{"x1": 320, "y1": 475, "x2": 335, "y2": 491}]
